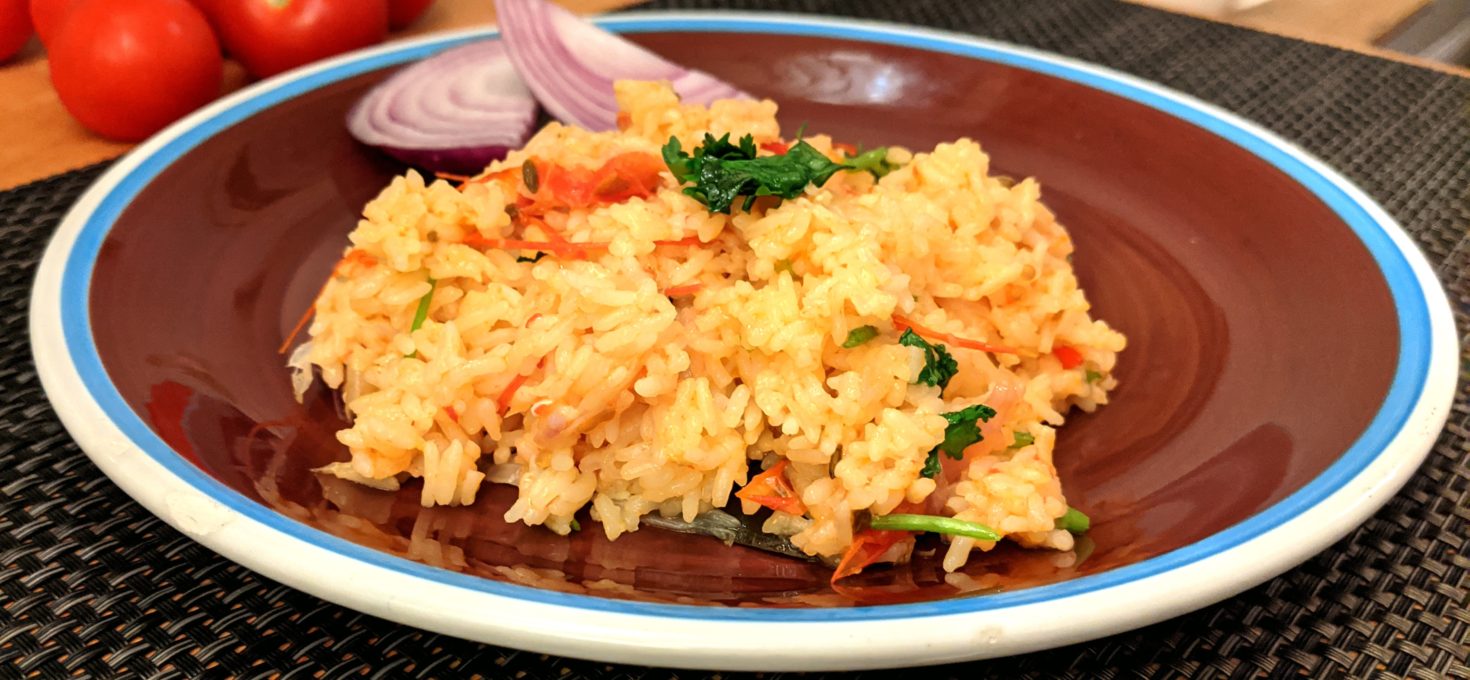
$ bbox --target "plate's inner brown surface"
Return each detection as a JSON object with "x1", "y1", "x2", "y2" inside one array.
[{"x1": 89, "y1": 33, "x2": 1398, "y2": 607}]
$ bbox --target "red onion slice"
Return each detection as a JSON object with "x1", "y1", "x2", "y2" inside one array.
[
  {"x1": 495, "y1": 0, "x2": 751, "y2": 131},
  {"x1": 347, "y1": 39, "x2": 538, "y2": 175}
]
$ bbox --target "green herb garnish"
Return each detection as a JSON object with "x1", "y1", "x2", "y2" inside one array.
[
  {"x1": 406, "y1": 277, "x2": 437, "y2": 359},
  {"x1": 569, "y1": 518, "x2": 582, "y2": 532},
  {"x1": 1010, "y1": 431, "x2": 1035, "y2": 449},
  {"x1": 920, "y1": 404, "x2": 997, "y2": 478},
  {"x1": 517, "y1": 252, "x2": 547, "y2": 263},
  {"x1": 663, "y1": 133, "x2": 897, "y2": 214},
  {"x1": 842, "y1": 325, "x2": 880, "y2": 348},
  {"x1": 869, "y1": 513, "x2": 1000, "y2": 541},
  {"x1": 1085, "y1": 369, "x2": 1103, "y2": 384},
  {"x1": 899, "y1": 328, "x2": 958, "y2": 391},
  {"x1": 843, "y1": 146, "x2": 899, "y2": 179},
  {"x1": 1056, "y1": 507, "x2": 1090, "y2": 533},
  {"x1": 522, "y1": 160, "x2": 539, "y2": 193}
]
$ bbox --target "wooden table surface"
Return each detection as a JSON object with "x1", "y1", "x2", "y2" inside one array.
[{"x1": 0, "y1": 0, "x2": 1439, "y2": 191}]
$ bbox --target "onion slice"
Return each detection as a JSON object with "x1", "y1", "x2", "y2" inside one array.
[
  {"x1": 494, "y1": 0, "x2": 750, "y2": 131},
  {"x1": 347, "y1": 39, "x2": 538, "y2": 175}
]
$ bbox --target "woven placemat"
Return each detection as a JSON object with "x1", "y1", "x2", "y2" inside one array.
[{"x1": 3, "y1": 0, "x2": 1467, "y2": 677}]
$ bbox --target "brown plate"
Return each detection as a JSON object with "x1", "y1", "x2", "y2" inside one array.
[{"x1": 32, "y1": 15, "x2": 1454, "y2": 670}]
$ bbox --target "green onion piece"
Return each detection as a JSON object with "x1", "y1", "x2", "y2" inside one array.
[
  {"x1": 1085, "y1": 369, "x2": 1103, "y2": 383},
  {"x1": 1056, "y1": 507, "x2": 1090, "y2": 533},
  {"x1": 522, "y1": 161, "x2": 539, "y2": 193},
  {"x1": 569, "y1": 518, "x2": 582, "y2": 532},
  {"x1": 1010, "y1": 431, "x2": 1035, "y2": 449},
  {"x1": 842, "y1": 325, "x2": 880, "y2": 348},
  {"x1": 869, "y1": 513, "x2": 1000, "y2": 541},
  {"x1": 405, "y1": 277, "x2": 437, "y2": 359},
  {"x1": 411, "y1": 278, "x2": 436, "y2": 332}
]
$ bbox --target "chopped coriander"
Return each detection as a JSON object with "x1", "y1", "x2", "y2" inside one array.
[
  {"x1": 899, "y1": 328, "x2": 958, "y2": 391},
  {"x1": 843, "y1": 146, "x2": 899, "y2": 179},
  {"x1": 869, "y1": 513, "x2": 1000, "y2": 541},
  {"x1": 406, "y1": 277, "x2": 437, "y2": 359},
  {"x1": 663, "y1": 133, "x2": 899, "y2": 214},
  {"x1": 522, "y1": 161, "x2": 539, "y2": 193},
  {"x1": 921, "y1": 452, "x2": 942, "y2": 479},
  {"x1": 1010, "y1": 430, "x2": 1035, "y2": 449},
  {"x1": 842, "y1": 325, "x2": 880, "y2": 348},
  {"x1": 569, "y1": 518, "x2": 582, "y2": 532},
  {"x1": 1085, "y1": 369, "x2": 1103, "y2": 383},
  {"x1": 1056, "y1": 507, "x2": 1090, "y2": 533},
  {"x1": 517, "y1": 251, "x2": 547, "y2": 263},
  {"x1": 919, "y1": 403, "x2": 997, "y2": 478},
  {"x1": 937, "y1": 405, "x2": 997, "y2": 459}
]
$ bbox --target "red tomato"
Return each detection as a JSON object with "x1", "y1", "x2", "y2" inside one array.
[
  {"x1": 212, "y1": 0, "x2": 389, "y2": 80},
  {"x1": 27, "y1": 0, "x2": 74, "y2": 46},
  {"x1": 388, "y1": 0, "x2": 432, "y2": 30},
  {"x1": 0, "y1": 0, "x2": 33, "y2": 61},
  {"x1": 49, "y1": 0, "x2": 222, "y2": 141}
]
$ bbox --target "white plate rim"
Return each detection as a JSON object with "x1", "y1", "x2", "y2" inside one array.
[{"x1": 28, "y1": 12, "x2": 1459, "y2": 671}]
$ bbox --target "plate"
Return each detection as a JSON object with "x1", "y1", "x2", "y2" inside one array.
[{"x1": 29, "y1": 12, "x2": 1458, "y2": 671}]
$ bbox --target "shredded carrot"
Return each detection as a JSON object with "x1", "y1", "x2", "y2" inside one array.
[
  {"x1": 735, "y1": 460, "x2": 807, "y2": 516},
  {"x1": 280, "y1": 250, "x2": 371, "y2": 355},
  {"x1": 1052, "y1": 345, "x2": 1084, "y2": 369},
  {"x1": 444, "y1": 405, "x2": 459, "y2": 421},
  {"x1": 892, "y1": 313, "x2": 1019, "y2": 355},
  {"x1": 497, "y1": 357, "x2": 547, "y2": 415},
  {"x1": 277, "y1": 303, "x2": 315, "y2": 355},
  {"x1": 462, "y1": 165, "x2": 522, "y2": 189},
  {"x1": 525, "y1": 313, "x2": 543, "y2": 327},
  {"x1": 434, "y1": 171, "x2": 473, "y2": 183},
  {"x1": 497, "y1": 372, "x2": 533, "y2": 415},
  {"x1": 663, "y1": 283, "x2": 703, "y2": 297}
]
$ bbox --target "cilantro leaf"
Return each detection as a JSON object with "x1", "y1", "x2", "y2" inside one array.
[
  {"x1": 843, "y1": 147, "x2": 899, "y2": 179},
  {"x1": 663, "y1": 133, "x2": 903, "y2": 214},
  {"x1": 937, "y1": 404, "x2": 997, "y2": 459},
  {"x1": 919, "y1": 403, "x2": 996, "y2": 478},
  {"x1": 1085, "y1": 369, "x2": 1103, "y2": 384},
  {"x1": 1010, "y1": 430, "x2": 1035, "y2": 449},
  {"x1": 921, "y1": 451, "x2": 943, "y2": 479},
  {"x1": 899, "y1": 328, "x2": 958, "y2": 391},
  {"x1": 842, "y1": 325, "x2": 880, "y2": 348}
]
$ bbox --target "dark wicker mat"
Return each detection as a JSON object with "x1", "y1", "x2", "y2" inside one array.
[{"x1": 3, "y1": 0, "x2": 1467, "y2": 677}]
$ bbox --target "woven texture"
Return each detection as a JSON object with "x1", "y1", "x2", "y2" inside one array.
[{"x1": 3, "y1": 0, "x2": 1468, "y2": 677}]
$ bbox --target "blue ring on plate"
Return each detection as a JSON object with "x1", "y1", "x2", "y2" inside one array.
[{"x1": 59, "y1": 16, "x2": 1432, "y2": 622}]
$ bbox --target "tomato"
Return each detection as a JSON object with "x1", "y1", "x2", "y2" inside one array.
[
  {"x1": 0, "y1": 0, "x2": 33, "y2": 62},
  {"x1": 388, "y1": 0, "x2": 432, "y2": 30},
  {"x1": 211, "y1": 0, "x2": 388, "y2": 80},
  {"x1": 49, "y1": 0, "x2": 222, "y2": 141},
  {"x1": 27, "y1": 0, "x2": 74, "y2": 46}
]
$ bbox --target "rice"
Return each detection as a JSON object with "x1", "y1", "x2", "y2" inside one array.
[{"x1": 297, "y1": 80, "x2": 1126, "y2": 571}]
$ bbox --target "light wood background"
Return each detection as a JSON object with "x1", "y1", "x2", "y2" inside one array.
[{"x1": 0, "y1": 0, "x2": 1435, "y2": 191}]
